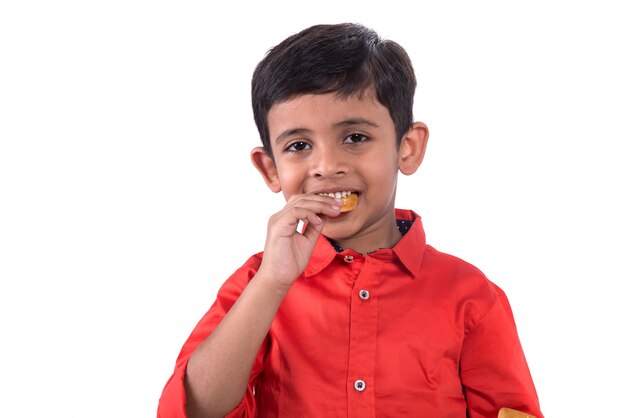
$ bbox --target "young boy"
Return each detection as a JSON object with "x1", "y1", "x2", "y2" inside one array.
[{"x1": 158, "y1": 23, "x2": 543, "y2": 418}]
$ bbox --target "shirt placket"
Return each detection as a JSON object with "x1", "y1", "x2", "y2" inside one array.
[{"x1": 345, "y1": 254, "x2": 381, "y2": 418}]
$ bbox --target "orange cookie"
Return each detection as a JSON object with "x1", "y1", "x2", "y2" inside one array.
[{"x1": 340, "y1": 193, "x2": 358, "y2": 212}]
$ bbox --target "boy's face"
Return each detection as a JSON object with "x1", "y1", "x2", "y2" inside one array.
[{"x1": 252, "y1": 90, "x2": 427, "y2": 251}]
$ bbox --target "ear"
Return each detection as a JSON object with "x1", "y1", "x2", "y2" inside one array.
[
  {"x1": 250, "y1": 147, "x2": 282, "y2": 193},
  {"x1": 398, "y1": 122, "x2": 429, "y2": 175}
]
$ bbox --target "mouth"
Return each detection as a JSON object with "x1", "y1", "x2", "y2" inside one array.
[
  {"x1": 317, "y1": 190, "x2": 356, "y2": 199},
  {"x1": 317, "y1": 191, "x2": 359, "y2": 212}
]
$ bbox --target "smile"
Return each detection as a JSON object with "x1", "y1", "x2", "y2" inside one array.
[{"x1": 317, "y1": 191, "x2": 356, "y2": 198}]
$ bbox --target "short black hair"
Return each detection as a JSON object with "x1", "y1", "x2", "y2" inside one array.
[{"x1": 251, "y1": 23, "x2": 416, "y2": 158}]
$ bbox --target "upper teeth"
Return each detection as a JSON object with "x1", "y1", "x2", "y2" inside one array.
[{"x1": 318, "y1": 191, "x2": 353, "y2": 198}]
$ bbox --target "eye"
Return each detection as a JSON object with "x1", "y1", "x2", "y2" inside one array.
[
  {"x1": 344, "y1": 133, "x2": 368, "y2": 144},
  {"x1": 285, "y1": 141, "x2": 311, "y2": 152}
]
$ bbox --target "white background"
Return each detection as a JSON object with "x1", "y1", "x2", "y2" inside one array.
[{"x1": 1, "y1": 1, "x2": 624, "y2": 417}]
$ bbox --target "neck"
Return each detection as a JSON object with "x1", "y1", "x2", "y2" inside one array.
[{"x1": 334, "y1": 215, "x2": 402, "y2": 254}]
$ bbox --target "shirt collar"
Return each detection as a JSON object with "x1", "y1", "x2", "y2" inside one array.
[
  {"x1": 303, "y1": 209, "x2": 426, "y2": 279},
  {"x1": 392, "y1": 209, "x2": 426, "y2": 279}
]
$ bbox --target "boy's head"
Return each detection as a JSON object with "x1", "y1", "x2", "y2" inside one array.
[
  {"x1": 250, "y1": 23, "x2": 428, "y2": 252},
  {"x1": 251, "y1": 23, "x2": 416, "y2": 159}
]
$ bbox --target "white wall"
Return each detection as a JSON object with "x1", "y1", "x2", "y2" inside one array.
[{"x1": 1, "y1": 1, "x2": 624, "y2": 417}]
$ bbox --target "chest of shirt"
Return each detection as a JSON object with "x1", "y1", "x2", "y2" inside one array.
[{"x1": 261, "y1": 253, "x2": 469, "y2": 410}]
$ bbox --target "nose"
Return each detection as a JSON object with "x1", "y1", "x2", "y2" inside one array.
[{"x1": 310, "y1": 144, "x2": 348, "y2": 178}]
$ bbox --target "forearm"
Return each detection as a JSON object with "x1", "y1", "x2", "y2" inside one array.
[{"x1": 184, "y1": 272, "x2": 288, "y2": 418}]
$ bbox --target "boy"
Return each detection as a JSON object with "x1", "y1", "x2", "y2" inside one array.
[{"x1": 158, "y1": 23, "x2": 543, "y2": 418}]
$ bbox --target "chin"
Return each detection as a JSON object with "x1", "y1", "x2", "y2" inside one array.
[{"x1": 321, "y1": 223, "x2": 357, "y2": 241}]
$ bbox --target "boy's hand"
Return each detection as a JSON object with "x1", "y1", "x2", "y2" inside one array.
[{"x1": 257, "y1": 194, "x2": 342, "y2": 293}]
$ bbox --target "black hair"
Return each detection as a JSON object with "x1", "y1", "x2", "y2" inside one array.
[{"x1": 251, "y1": 23, "x2": 416, "y2": 158}]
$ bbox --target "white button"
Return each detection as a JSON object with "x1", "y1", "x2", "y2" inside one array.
[
  {"x1": 359, "y1": 289, "x2": 370, "y2": 300},
  {"x1": 344, "y1": 255, "x2": 354, "y2": 263},
  {"x1": 354, "y1": 379, "x2": 366, "y2": 392}
]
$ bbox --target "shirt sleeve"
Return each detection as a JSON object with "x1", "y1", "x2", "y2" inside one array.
[
  {"x1": 157, "y1": 256, "x2": 265, "y2": 418},
  {"x1": 460, "y1": 286, "x2": 543, "y2": 418}
]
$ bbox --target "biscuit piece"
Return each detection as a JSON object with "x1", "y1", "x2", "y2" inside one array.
[{"x1": 340, "y1": 193, "x2": 358, "y2": 212}]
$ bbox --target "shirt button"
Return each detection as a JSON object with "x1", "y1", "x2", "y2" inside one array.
[
  {"x1": 359, "y1": 289, "x2": 370, "y2": 300},
  {"x1": 354, "y1": 379, "x2": 366, "y2": 392},
  {"x1": 344, "y1": 255, "x2": 354, "y2": 263}
]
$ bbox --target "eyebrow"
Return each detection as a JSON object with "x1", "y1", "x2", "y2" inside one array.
[
  {"x1": 275, "y1": 128, "x2": 313, "y2": 146},
  {"x1": 334, "y1": 118, "x2": 380, "y2": 129},
  {"x1": 274, "y1": 118, "x2": 380, "y2": 146}
]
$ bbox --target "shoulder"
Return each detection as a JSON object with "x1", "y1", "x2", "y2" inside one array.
[
  {"x1": 423, "y1": 244, "x2": 488, "y2": 277},
  {"x1": 220, "y1": 252, "x2": 264, "y2": 290},
  {"x1": 421, "y1": 245, "x2": 505, "y2": 328},
  {"x1": 422, "y1": 245, "x2": 500, "y2": 288}
]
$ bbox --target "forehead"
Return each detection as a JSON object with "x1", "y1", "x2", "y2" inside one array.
[{"x1": 267, "y1": 91, "x2": 393, "y2": 141}]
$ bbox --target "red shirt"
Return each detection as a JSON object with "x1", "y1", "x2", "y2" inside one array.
[{"x1": 158, "y1": 209, "x2": 542, "y2": 417}]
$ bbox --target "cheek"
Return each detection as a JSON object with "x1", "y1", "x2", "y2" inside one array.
[
  {"x1": 276, "y1": 164, "x2": 305, "y2": 194},
  {"x1": 365, "y1": 159, "x2": 399, "y2": 187}
]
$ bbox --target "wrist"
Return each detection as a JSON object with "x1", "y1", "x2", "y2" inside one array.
[{"x1": 252, "y1": 267, "x2": 294, "y2": 298}]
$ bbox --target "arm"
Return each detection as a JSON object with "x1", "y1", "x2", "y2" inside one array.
[
  {"x1": 184, "y1": 194, "x2": 343, "y2": 418},
  {"x1": 460, "y1": 287, "x2": 543, "y2": 418},
  {"x1": 183, "y1": 271, "x2": 287, "y2": 418}
]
